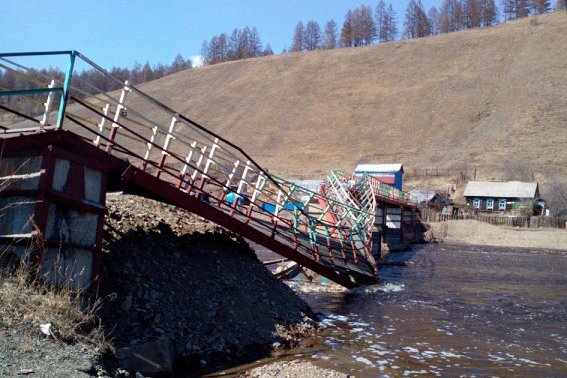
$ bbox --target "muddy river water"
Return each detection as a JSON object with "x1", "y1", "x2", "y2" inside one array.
[{"x1": 214, "y1": 243, "x2": 567, "y2": 377}]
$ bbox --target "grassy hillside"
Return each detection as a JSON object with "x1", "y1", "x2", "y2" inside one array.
[{"x1": 62, "y1": 13, "x2": 566, "y2": 186}]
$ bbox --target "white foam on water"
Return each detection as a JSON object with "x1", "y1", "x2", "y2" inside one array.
[
  {"x1": 436, "y1": 328, "x2": 454, "y2": 336},
  {"x1": 353, "y1": 355, "x2": 375, "y2": 367},
  {"x1": 403, "y1": 346, "x2": 420, "y2": 354},
  {"x1": 348, "y1": 321, "x2": 370, "y2": 327},
  {"x1": 403, "y1": 370, "x2": 429, "y2": 376},
  {"x1": 422, "y1": 350, "x2": 438, "y2": 358},
  {"x1": 354, "y1": 282, "x2": 405, "y2": 294},
  {"x1": 285, "y1": 280, "x2": 348, "y2": 293},
  {"x1": 518, "y1": 358, "x2": 540, "y2": 365},
  {"x1": 440, "y1": 351, "x2": 465, "y2": 358},
  {"x1": 351, "y1": 327, "x2": 366, "y2": 332},
  {"x1": 326, "y1": 314, "x2": 349, "y2": 322}
]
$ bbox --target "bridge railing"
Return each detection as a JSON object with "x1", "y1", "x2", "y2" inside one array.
[{"x1": 0, "y1": 51, "x2": 377, "y2": 275}]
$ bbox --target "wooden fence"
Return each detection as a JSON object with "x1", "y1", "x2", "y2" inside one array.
[{"x1": 419, "y1": 209, "x2": 565, "y2": 229}]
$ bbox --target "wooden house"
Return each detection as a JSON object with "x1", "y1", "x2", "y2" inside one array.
[{"x1": 463, "y1": 181, "x2": 541, "y2": 213}]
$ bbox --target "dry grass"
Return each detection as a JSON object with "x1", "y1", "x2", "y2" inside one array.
[{"x1": 0, "y1": 247, "x2": 113, "y2": 352}]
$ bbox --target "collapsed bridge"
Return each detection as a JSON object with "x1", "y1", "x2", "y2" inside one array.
[{"x1": 0, "y1": 51, "x2": 417, "y2": 290}]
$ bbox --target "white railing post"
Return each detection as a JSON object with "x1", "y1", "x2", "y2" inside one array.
[
  {"x1": 179, "y1": 141, "x2": 197, "y2": 190},
  {"x1": 110, "y1": 81, "x2": 130, "y2": 132},
  {"x1": 202, "y1": 138, "x2": 219, "y2": 178},
  {"x1": 191, "y1": 145, "x2": 207, "y2": 181},
  {"x1": 161, "y1": 115, "x2": 178, "y2": 157},
  {"x1": 143, "y1": 126, "x2": 159, "y2": 163},
  {"x1": 94, "y1": 103, "x2": 110, "y2": 146},
  {"x1": 237, "y1": 161, "x2": 253, "y2": 195},
  {"x1": 40, "y1": 80, "x2": 56, "y2": 130},
  {"x1": 251, "y1": 173, "x2": 266, "y2": 203},
  {"x1": 225, "y1": 160, "x2": 241, "y2": 188}
]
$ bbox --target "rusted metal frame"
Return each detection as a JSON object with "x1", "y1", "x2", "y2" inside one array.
[
  {"x1": 30, "y1": 147, "x2": 55, "y2": 272},
  {"x1": 45, "y1": 189, "x2": 106, "y2": 215},
  {"x1": 91, "y1": 169, "x2": 108, "y2": 296},
  {"x1": 121, "y1": 166, "x2": 368, "y2": 287},
  {"x1": 49, "y1": 145, "x2": 110, "y2": 173},
  {"x1": 323, "y1": 224, "x2": 335, "y2": 263}
]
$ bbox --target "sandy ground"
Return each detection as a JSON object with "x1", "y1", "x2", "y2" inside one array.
[{"x1": 427, "y1": 220, "x2": 567, "y2": 250}]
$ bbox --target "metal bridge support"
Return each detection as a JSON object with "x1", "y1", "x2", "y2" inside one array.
[{"x1": 0, "y1": 134, "x2": 110, "y2": 293}]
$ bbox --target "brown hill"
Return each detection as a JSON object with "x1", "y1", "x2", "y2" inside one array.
[
  {"x1": 131, "y1": 13, "x2": 566, "y2": 183},
  {"x1": 13, "y1": 13, "x2": 565, "y2": 186}
]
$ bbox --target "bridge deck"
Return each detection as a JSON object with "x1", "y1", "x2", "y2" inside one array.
[{"x1": 0, "y1": 50, "x2": 417, "y2": 288}]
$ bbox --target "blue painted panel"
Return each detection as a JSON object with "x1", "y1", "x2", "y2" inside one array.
[{"x1": 261, "y1": 202, "x2": 305, "y2": 214}]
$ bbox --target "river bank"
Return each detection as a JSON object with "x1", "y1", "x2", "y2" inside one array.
[
  {"x1": 0, "y1": 193, "x2": 320, "y2": 376},
  {"x1": 426, "y1": 219, "x2": 567, "y2": 250}
]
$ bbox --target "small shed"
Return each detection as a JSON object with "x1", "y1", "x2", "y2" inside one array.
[
  {"x1": 409, "y1": 188, "x2": 436, "y2": 206},
  {"x1": 354, "y1": 163, "x2": 404, "y2": 190},
  {"x1": 463, "y1": 181, "x2": 540, "y2": 213}
]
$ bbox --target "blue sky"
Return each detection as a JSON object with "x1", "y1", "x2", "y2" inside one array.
[{"x1": 1, "y1": 0, "x2": 438, "y2": 70}]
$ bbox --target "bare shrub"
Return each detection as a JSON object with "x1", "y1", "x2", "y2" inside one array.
[
  {"x1": 546, "y1": 177, "x2": 567, "y2": 219},
  {"x1": 0, "y1": 251, "x2": 112, "y2": 351},
  {"x1": 503, "y1": 161, "x2": 533, "y2": 182}
]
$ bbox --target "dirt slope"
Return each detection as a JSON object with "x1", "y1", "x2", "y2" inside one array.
[{"x1": 118, "y1": 13, "x2": 565, "y2": 181}]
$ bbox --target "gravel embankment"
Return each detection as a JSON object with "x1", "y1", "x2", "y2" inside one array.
[
  {"x1": 245, "y1": 360, "x2": 352, "y2": 378},
  {"x1": 99, "y1": 193, "x2": 317, "y2": 373},
  {"x1": 426, "y1": 220, "x2": 567, "y2": 250}
]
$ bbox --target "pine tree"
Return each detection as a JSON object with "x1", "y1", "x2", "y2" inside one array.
[
  {"x1": 228, "y1": 28, "x2": 242, "y2": 60},
  {"x1": 358, "y1": 4, "x2": 376, "y2": 45},
  {"x1": 290, "y1": 21, "x2": 305, "y2": 52},
  {"x1": 482, "y1": 0, "x2": 499, "y2": 26},
  {"x1": 502, "y1": 0, "x2": 531, "y2": 20},
  {"x1": 322, "y1": 20, "x2": 338, "y2": 49},
  {"x1": 428, "y1": 6, "x2": 440, "y2": 34},
  {"x1": 381, "y1": 4, "x2": 398, "y2": 42},
  {"x1": 464, "y1": 0, "x2": 483, "y2": 27},
  {"x1": 375, "y1": 0, "x2": 387, "y2": 42},
  {"x1": 304, "y1": 20, "x2": 322, "y2": 50},
  {"x1": 240, "y1": 26, "x2": 251, "y2": 58},
  {"x1": 262, "y1": 43, "x2": 274, "y2": 56},
  {"x1": 404, "y1": 0, "x2": 431, "y2": 38},
  {"x1": 340, "y1": 10, "x2": 355, "y2": 47},
  {"x1": 248, "y1": 27, "x2": 262, "y2": 57},
  {"x1": 530, "y1": 0, "x2": 551, "y2": 13}
]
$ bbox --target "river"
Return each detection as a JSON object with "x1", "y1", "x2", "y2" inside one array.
[{"x1": 223, "y1": 243, "x2": 567, "y2": 377}]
